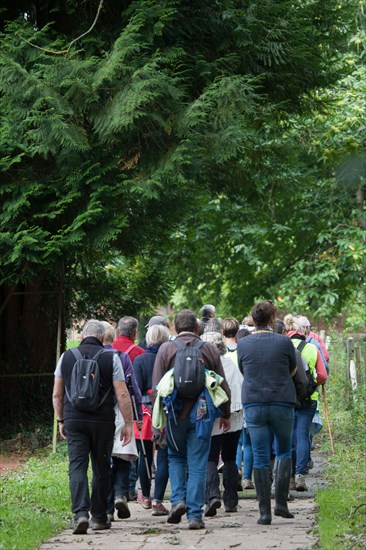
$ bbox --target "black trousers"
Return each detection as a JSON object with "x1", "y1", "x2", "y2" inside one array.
[
  {"x1": 65, "y1": 419, "x2": 114, "y2": 522},
  {"x1": 209, "y1": 430, "x2": 242, "y2": 463}
]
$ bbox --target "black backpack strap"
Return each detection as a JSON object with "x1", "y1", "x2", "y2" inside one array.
[
  {"x1": 70, "y1": 347, "x2": 105, "y2": 361},
  {"x1": 70, "y1": 347, "x2": 83, "y2": 360},
  {"x1": 92, "y1": 348, "x2": 106, "y2": 361},
  {"x1": 297, "y1": 340, "x2": 307, "y2": 354},
  {"x1": 173, "y1": 339, "x2": 185, "y2": 349},
  {"x1": 174, "y1": 338, "x2": 205, "y2": 350},
  {"x1": 193, "y1": 340, "x2": 205, "y2": 350}
]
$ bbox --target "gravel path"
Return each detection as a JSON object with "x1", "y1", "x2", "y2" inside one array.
[{"x1": 39, "y1": 452, "x2": 326, "y2": 550}]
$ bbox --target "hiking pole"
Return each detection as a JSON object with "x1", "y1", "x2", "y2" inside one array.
[
  {"x1": 126, "y1": 375, "x2": 151, "y2": 480},
  {"x1": 321, "y1": 385, "x2": 335, "y2": 456}
]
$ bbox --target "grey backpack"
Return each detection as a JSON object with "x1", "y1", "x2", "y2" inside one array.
[{"x1": 65, "y1": 348, "x2": 112, "y2": 411}]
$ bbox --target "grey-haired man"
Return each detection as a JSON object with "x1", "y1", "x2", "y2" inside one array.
[{"x1": 52, "y1": 320, "x2": 133, "y2": 534}]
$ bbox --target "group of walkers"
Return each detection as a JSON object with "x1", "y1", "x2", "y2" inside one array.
[{"x1": 52, "y1": 301, "x2": 328, "y2": 534}]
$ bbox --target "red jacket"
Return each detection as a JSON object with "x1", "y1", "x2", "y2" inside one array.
[{"x1": 112, "y1": 335, "x2": 145, "y2": 363}]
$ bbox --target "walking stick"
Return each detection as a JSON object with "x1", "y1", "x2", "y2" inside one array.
[
  {"x1": 126, "y1": 375, "x2": 151, "y2": 480},
  {"x1": 321, "y1": 385, "x2": 335, "y2": 456}
]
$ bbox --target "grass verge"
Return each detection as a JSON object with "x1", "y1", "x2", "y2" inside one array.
[
  {"x1": 0, "y1": 442, "x2": 70, "y2": 550},
  {"x1": 316, "y1": 334, "x2": 366, "y2": 549}
]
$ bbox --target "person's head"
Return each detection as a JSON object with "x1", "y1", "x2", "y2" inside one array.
[
  {"x1": 200, "y1": 304, "x2": 216, "y2": 318},
  {"x1": 201, "y1": 331, "x2": 227, "y2": 355},
  {"x1": 146, "y1": 324, "x2": 170, "y2": 347},
  {"x1": 222, "y1": 317, "x2": 239, "y2": 338},
  {"x1": 145, "y1": 315, "x2": 169, "y2": 330},
  {"x1": 81, "y1": 319, "x2": 105, "y2": 343},
  {"x1": 236, "y1": 327, "x2": 251, "y2": 341},
  {"x1": 204, "y1": 317, "x2": 222, "y2": 334},
  {"x1": 174, "y1": 309, "x2": 199, "y2": 334},
  {"x1": 296, "y1": 316, "x2": 311, "y2": 336},
  {"x1": 100, "y1": 321, "x2": 116, "y2": 344},
  {"x1": 274, "y1": 318, "x2": 286, "y2": 335},
  {"x1": 241, "y1": 315, "x2": 255, "y2": 331},
  {"x1": 117, "y1": 316, "x2": 139, "y2": 338},
  {"x1": 283, "y1": 314, "x2": 299, "y2": 333},
  {"x1": 251, "y1": 301, "x2": 276, "y2": 329},
  {"x1": 242, "y1": 315, "x2": 254, "y2": 327}
]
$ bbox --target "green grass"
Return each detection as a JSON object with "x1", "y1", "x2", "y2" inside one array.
[
  {"x1": 316, "y1": 334, "x2": 366, "y2": 549},
  {"x1": 0, "y1": 443, "x2": 71, "y2": 550},
  {"x1": 66, "y1": 339, "x2": 81, "y2": 349}
]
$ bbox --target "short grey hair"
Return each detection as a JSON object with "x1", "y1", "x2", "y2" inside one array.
[
  {"x1": 146, "y1": 325, "x2": 170, "y2": 347},
  {"x1": 117, "y1": 316, "x2": 139, "y2": 337},
  {"x1": 201, "y1": 331, "x2": 227, "y2": 355},
  {"x1": 81, "y1": 319, "x2": 105, "y2": 342}
]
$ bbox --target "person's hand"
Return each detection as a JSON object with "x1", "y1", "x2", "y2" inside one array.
[
  {"x1": 219, "y1": 417, "x2": 231, "y2": 433},
  {"x1": 121, "y1": 423, "x2": 133, "y2": 446},
  {"x1": 135, "y1": 419, "x2": 143, "y2": 431},
  {"x1": 59, "y1": 423, "x2": 67, "y2": 440},
  {"x1": 152, "y1": 428, "x2": 167, "y2": 448}
]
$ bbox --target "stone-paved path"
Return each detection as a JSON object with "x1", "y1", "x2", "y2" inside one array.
[{"x1": 39, "y1": 452, "x2": 326, "y2": 550}]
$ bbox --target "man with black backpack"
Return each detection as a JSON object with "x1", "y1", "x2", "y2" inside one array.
[
  {"x1": 151, "y1": 309, "x2": 231, "y2": 530},
  {"x1": 52, "y1": 320, "x2": 133, "y2": 535}
]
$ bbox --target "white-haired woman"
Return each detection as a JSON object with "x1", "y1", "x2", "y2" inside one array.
[
  {"x1": 133, "y1": 324, "x2": 171, "y2": 515},
  {"x1": 201, "y1": 331, "x2": 244, "y2": 516}
]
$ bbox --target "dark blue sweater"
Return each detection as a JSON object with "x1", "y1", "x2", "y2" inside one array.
[{"x1": 237, "y1": 331, "x2": 297, "y2": 406}]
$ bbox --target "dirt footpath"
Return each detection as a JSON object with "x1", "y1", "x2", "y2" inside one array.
[{"x1": 39, "y1": 453, "x2": 326, "y2": 550}]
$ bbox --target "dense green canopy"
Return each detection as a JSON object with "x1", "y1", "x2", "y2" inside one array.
[{"x1": 0, "y1": 0, "x2": 364, "y2": 331}]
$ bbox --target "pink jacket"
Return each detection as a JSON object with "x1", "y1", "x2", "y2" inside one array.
[{"x1": 309, "y1": 331, "x2": 330, "y2": 363}]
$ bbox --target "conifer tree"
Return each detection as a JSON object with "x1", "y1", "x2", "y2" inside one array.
[{"x1": 0, "y1": 0, "x2": 358, "y2": 434}]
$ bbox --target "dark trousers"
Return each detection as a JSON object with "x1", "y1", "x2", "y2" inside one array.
[
  {"x1": 107, "y1": 456, "x2": 131, "y2": 513},
  {"x1": 208, "y1": 430, "x2": 242, "y2": 508},
  {"x1": 65, "y1": 419, "x2": 114, "y2": 522},
  {"x1": 209, "y1": 430, "x2": 242, "y2": 463}
]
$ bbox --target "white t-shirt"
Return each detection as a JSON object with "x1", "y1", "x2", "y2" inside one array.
[{"x1": 211, "y1": 355, "x2": 244, "y2": 436}]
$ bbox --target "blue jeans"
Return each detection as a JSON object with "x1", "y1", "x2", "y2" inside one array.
[
  {"x1": 292, "y1": 400, "x2": 317, "y2": 475},
  {"x1": 166, "y1": 417, "x2": 214, "y2": 521},
  {"x1": 129, "y1": 460, "x2": 137, "y2": 494},
  {"x1": 154, "y1": 446, "x2": 169, "y2": 502},
  {"x1": 236, "y1": 427, "x2": 254, "y2": 480},
  {"x1": 245, "y1": 404, "x2": 294, "y2": 469},
  {"x1": 136, "y1": 440, "x2": 169, "y2": 501}
]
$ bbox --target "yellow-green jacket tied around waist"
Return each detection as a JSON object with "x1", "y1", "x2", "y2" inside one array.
[{"x1": 152, "y1": 369, "x2": 229, "y2": 430}]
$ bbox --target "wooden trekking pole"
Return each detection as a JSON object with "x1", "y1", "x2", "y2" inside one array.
[{"x1": 322, "y1": 385, "x2": 335, "y2": 455}]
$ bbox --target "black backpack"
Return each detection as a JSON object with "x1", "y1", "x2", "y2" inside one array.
[
  {"x1": 64, "y1": 348, "x2": 112, "y2": 411},
  {"x1": 173, "y1": 339, "x2": 206, "y2": 399},
  {"x1": 297, "y1": 340, "x2": 318, "y2": 401}
]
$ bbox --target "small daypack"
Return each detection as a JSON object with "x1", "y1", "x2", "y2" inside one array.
[
  {"x1": 64, "y1": 348, "x2": 112, "y2": 412},
  {"x1": 173, "y1": 339, "x2": 206, "y2": 400},
  {"x1": 297, "y1": 340, "x2": 318, "y2": 401}
]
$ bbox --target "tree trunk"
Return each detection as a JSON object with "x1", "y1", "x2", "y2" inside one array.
[{"x1": 0, "y1": 277, "x2": 64, "y2": 438}]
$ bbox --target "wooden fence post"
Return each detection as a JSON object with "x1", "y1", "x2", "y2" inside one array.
[{"x1": 355, "y1": 345, "x2": 362, "y2": 386}]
